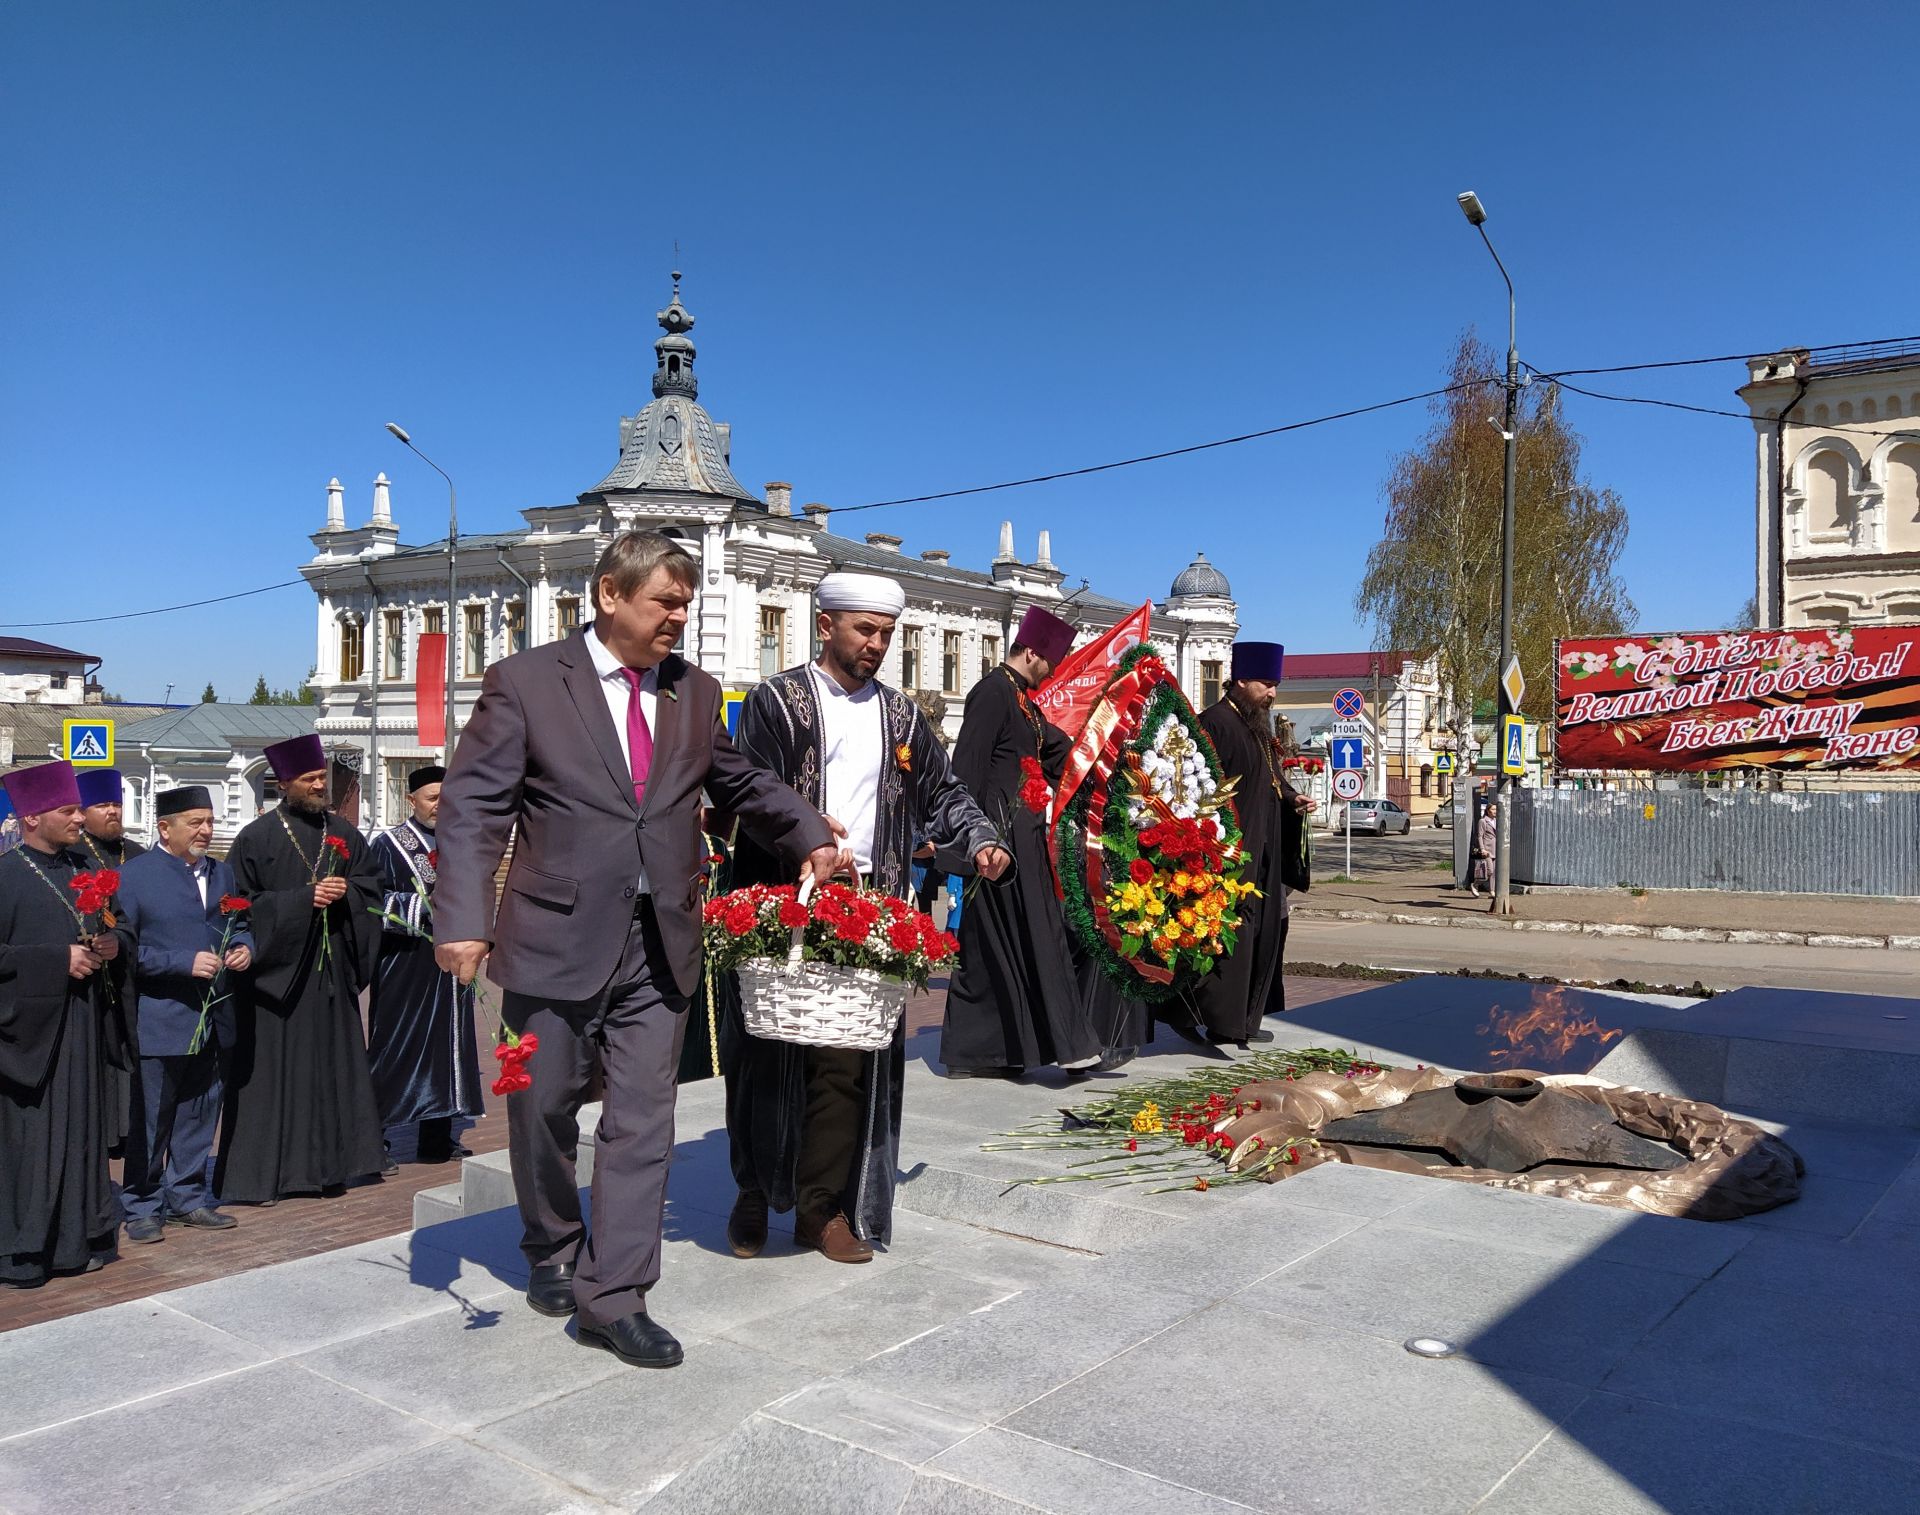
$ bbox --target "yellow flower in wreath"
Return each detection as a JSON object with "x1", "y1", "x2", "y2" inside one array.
[{"x1": 1144, "y1": 898, "x2": 1166, "y2": 918}]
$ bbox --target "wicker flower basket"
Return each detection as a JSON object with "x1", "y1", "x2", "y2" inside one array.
[{"x1": 735, "y1": 876, "x2": 911, "y2": 1051}]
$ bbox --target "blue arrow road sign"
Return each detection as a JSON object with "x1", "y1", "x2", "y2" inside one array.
[{"x1": 1331, "y1": 736, "x2": 1366, "y2": 771}]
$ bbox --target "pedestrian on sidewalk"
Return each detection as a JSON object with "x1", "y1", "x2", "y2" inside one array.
[
  {"x1": 111, "y1": 786, "x2": 248, "y2": 1242},
  {"x1": 432, "y1": 530, "x2": 838, "y2": 1372},
  {"x1": 1470, "y1": 801, "x2": 1497, "y2": 896},
  {"x1": 723, "y1": 571, "x2": 1003, "y2": 1266}
]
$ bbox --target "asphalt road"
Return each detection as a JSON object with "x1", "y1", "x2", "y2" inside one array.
[{"x1": 1288, "y1": 914, "x2": 1915, "y2": 996}]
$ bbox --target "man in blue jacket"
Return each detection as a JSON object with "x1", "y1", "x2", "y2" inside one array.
[{"x1": 112, "y1": 786, "x2": 252, "y2": 1242}]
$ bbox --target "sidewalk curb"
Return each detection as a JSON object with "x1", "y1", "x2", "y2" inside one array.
[{"x1": 1297, "y1": 905, "x2": 1918, "y2": 952}]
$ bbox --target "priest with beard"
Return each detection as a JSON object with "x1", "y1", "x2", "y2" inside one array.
[
  {"x1": 723, "y1": 571, "x2": 1005, "y2": 1262},
  {"x1": 1184, "y1": 642, "x2": 1314, "y2": 1047},
  {"x1": 940, "y1": 605, "x2": 1116, "y2": 1079},
  {"x1": 76, "y1": 766, "x2": 143, "y2": 1156},
  {"x1": 0, "y1": 761, "x2": 125, "y2": 1288},
  {"x1": 367, "y1": 765, "x2": 482, "y2": 1166},
  {"x1": 216, "y1": 734, "x2": 388, "y2": 1203}
]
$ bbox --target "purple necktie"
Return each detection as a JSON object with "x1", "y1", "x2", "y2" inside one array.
[{"x1": 620, "y1": 666, "x2": 654, "y2": 809}]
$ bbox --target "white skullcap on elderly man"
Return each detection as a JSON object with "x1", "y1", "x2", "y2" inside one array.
[{"x1": 815, "y1": 571, "x2": 906, "y2": 617}]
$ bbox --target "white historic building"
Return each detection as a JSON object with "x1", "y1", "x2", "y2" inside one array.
[
  {"x1": 1739, "y1": 341, "x2": 1920, "y2": 628},
  {"x1": 305, "y1": 279, "x2": 1239, "y2": 829},
  {"x1": 0, "y1": 638, "x2": 97, "y2": 705}
]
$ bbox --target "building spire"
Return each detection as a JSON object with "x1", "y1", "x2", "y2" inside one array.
[{"x1": 653, "y1": 269, "x2": 698, "y2": 399}]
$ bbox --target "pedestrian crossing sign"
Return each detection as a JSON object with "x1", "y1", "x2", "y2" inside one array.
[
  {"x1": 1501, "y1": 715, "x2": 1526, "y2": 777},
  {"x1": 1434, "y1": 752, "x2": 1455, "y2": 776},
  {"x1": 722, "y1": 690, "x2": 747, "y2": 739},
  {"x1": 64, "y1": 718, "x2": 115, "y2": 768}
]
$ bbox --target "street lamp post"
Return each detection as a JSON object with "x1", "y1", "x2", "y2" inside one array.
[
  {"x1": 1456, "y1": 189, "x2": 1519, "y2": 916},
  {"x1": 384, "y1": 423, "x2": 460, "y2": 762}
]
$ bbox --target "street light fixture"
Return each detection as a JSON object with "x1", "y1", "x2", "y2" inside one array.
[
  {"x1": 1456, "y1": 188, "x2": 1520, "y2": 916},
  {"x1": 384, "y1": 422, "x2": 460, "y2": 765}
]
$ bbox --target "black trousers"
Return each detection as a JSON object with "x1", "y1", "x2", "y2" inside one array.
[
  {"x1": 794, "y1": 1046, "x2": 865, "y2": 1229},
  {"x1": 504, "y1": 901, "x2": 689, "y2": 1328}
]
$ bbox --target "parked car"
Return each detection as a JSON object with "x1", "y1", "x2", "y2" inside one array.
[
  {"x1": 1431, "y1": 803, "x2": 1453, "y2": 828},
  {"x1": 1343, "y1": 799, "x2": 1411, "y2": 836}
]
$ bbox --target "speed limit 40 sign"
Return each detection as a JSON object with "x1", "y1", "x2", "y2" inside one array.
[{"x1": 1332, "y1": 769, "x2": 1364, "y2": 801}]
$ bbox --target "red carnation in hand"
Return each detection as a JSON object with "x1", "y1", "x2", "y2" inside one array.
[
  {"x1": 428, "y1": 849, "x2": 439, "y2": 869},
  {"x1": 219, "y1": 894, "x2": 250, "y2": 915},
  {"x1": 777, "y1": 900, "x2": 809, "y2": 929},
  {"x1": 324, "y1": 835, "x2": 351, "y2": 859},
  {"x1": 516, "y1": 1033, "x2": 538, "y2": 1056},
  {"x1": 1128, "y1": 858, "x2": 1154, "y2": 885}
]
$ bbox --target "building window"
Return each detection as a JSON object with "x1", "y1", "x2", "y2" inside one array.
[
  {"x1": 555, "y1": 595, "x2": 580, "y2": 638},
  {"x1": 423, "y1": 606, "x2": 444, "y2": 637},
  {"x1": 1419, "y1": 763, "x2": 1433, "y2": 798},
  {"x1": 339, "y1": 619, "x2": 365, "y2": 682},
  {"x1": 463, "y1": 605, "x2": 487, "y2": 678},
  {"x1": 901, "y1": 626, "x2": 922, "y2": 691},
  {"x1": 942, "y1": 631, "x2": 962, "y2": 694},
  {"x1": 383, "y1": 610, "x2": 404, "y2": 679},
  {"x1": 50, "y1": 671, "x2": 69, "y2": 690},
  {"x1": 1200, "y1": 659, "x2": 1223, "y2": 708},
  {"x1": 506, "y1": 601, "x2": 527, "y2": 656},
  {"x1": 758, "y1": 606, "x2": 785, "y2": 677},
  {"x1": 981, "y1": 634, "x2": 1001, "y2": 678}
]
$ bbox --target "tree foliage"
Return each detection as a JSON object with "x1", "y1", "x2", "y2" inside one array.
[
  {"x1": 247, "y1": 669, "x2": 318, "y2": 706},
  {"x1": 1355, "y1": 332, "x2": 1635, "y2": 731},
  {"x1": 200, "y1": 682, "x2": 217, "y2": 703}
]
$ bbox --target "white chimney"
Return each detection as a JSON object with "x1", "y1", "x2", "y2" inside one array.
[
  {"x1": 326, "y1": 477, "x2": 346, "y2": 531},
  {"x1": 1037, "y1": 529, "x2": 1054, "y2": 568},
  {"x1": 803, "y1": 502, "x2": 831, "y2": 531},
  {"x1": 864, "y1": 532, "x2": 903, "y2": 553},
  {"x1": 372, "y1": 472, "x2": 392, "y2": 526},
  {"x1": 996, "y1": 520, "x2": 1015, "y2": 563},
  {"x1": 766, "y1": 481, "x2": 794, "y2": 515}
]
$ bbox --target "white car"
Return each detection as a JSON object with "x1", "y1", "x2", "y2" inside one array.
[{"x1": 1343, "y1": 799, "x2": 1411, "y2": 836}]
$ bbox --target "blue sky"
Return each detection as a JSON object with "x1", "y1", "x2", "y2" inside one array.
[{"x1": 4, "y1": 2, "x2": 1916, "y2": 702}]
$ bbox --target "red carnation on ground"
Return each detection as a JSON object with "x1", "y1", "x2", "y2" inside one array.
[{"x1": 1128, "y1": 858, "x2": 1154, "y2": 885}]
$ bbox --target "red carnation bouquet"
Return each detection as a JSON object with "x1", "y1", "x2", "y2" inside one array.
[
  {"x1": 702, "y1": 880, "x2": 956, "y2": 992},
  {"x1": 69, "y1": 868, "x2": 121, "y2": 935},
  {"x1": 313, "y1": 831, "x2": 352, "y2": 977}
]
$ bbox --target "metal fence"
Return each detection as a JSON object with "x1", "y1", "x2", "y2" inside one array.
[{"x1": 1511, "y1": 786, "x2": 1920, "y2": 896}]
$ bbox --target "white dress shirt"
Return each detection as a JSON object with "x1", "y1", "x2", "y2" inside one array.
[
  {"x1": 586, "y1": 626, "x2": 658, "y2": 894},
  {"x1": 809, "y1": 663, "x2": 885, "y2": 876},
  {"x1": 186, "y1": 851, "x2": 211, "y2": 909}
]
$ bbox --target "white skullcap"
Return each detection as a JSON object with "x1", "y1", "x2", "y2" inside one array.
[{"x1": 816, "y1": 571, "x2": 907, "y2": 616}]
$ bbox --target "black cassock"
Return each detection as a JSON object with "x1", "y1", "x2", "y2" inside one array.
[
  {"x1": 367, "y1": 820, "x2": 482, "y2": 1132},
  {"x1": 1188, "y1": 695, "x2": 1307, "y2": 1040},
  {"x1": 0, "y1": 845, "x2": 123, "y2": 1286},
  {"x1": 724, "y1": 665, "x2": 996, "y2": 1243},
  {"x1": 216, "y1": 806, "x2": 386, "y2": 1201},
  {"x1": 80, "y1": 831, "x2": 142, "y2": 1156},
  {"x1": 939, "y1": 665, "x2": 1106, "y2": 1073}
]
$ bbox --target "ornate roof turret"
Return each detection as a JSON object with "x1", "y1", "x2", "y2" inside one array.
[
  {"x1": 1170, "y1": 551, "x2": 1231, "y2": 599},
  {"x1": 652, "y1": 270, "x2": 698, "y2": 399},
  {"x1": 583, "y1": 272, "x2": 758, "y2": 504}
]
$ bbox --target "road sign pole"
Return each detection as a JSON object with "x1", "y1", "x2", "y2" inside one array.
[{"x1": 1346, "y1": 790, "x2": 1353, "y2": 879}]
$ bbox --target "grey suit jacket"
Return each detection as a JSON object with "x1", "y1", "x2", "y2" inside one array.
[{"x1": 433, "y1": 633, "x2": 832, "y2": 1002}]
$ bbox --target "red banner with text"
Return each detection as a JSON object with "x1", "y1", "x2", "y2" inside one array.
[
  {"x1": 1554, "y1": 625, "x2": 1920, "y2": 772},
  {"x1": 1034, "y1": 603, "x2": 1154, "y2": 744},
  {"x1": 416, "y1": 633, "x2": 448, "y2": 750}
]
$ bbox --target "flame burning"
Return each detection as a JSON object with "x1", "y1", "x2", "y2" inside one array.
[{"x1": 1476, "y1": 984, "x2": 1624, "y2": 1072}]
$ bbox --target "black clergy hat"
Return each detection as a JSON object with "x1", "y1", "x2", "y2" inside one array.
[
  {"x1": 157, "y1": 785, "x2": 214, "y2": 817},
  {"x1": 407, "y1": 765, "x2": 447, "y2": 793}
]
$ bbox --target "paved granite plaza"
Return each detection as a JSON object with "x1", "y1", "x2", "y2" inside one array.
[{"x1": 2, "y1": 978, "x2": 1916, "y2": 1514}]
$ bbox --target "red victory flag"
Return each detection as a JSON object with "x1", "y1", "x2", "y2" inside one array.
[
  {"x1": 416, "y1": 632, "x2": 448, "y2": 749},
  {"x1": 1033, "y1": 603, "x2": 1153, "y2": 744}
]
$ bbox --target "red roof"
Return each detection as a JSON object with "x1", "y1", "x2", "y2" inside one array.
[{"x1": 1278, "y1": 652, "x2": 1408, "y2": 681}]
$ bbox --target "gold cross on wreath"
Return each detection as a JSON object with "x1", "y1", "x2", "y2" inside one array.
[{"x1": 1160, "y1": 722, "x2": 1196, "y2": 808}]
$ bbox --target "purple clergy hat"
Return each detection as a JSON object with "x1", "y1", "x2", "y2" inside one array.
[
  {"x1": 1231, "y1": 641, "x2": 1285, "y2": 682},
  {"x1": 1015, "y1": 605, "x2": 1077, "y2": 666},
  {"x1": 3, "y1": 760, "x2": 82, "y2": 817},
  {"x1": 263, "y1": 733, "x2": 328, "y2": 784},
  {"x1": 76, "y1": 768, "x2": 124, "y2": 807}
]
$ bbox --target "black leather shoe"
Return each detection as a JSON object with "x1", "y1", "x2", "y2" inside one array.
[
  {"x1": 170, "y1": 1207, "x2": 238, "y2": 1230},
  {"x1": 526, "y1": 1260, "x2": 577, "y2": 1317},
  {"x1": 943, "y1": 1066, "x2": 1023, "y2": 1079},
  {"x1": 577, "y1": 1310, "x2": 683, "y2": 1369},
  {"x1": 1234, "y1": 1030, "x2": 1276, "y2": 1049},
  {"x1": 125, "y1": 1217, "x2": 165, "y2": 1245},
  {"x1": 727, "y1": 1189, "x2": 768, "y2": 1258}
]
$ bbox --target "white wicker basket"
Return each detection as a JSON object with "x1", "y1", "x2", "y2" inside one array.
[{"x1": 735, "y1": 876, "x2": 911, "y2": 1052}]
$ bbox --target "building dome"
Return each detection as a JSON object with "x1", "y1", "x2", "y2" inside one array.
[{"x1": 1170, "y1": 552, "x2": 1231, "y2": 599}]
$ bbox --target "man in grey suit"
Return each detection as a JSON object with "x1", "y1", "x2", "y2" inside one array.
[{"x1": 434, "y1": 531, "x2": 839, "y2": 1370}]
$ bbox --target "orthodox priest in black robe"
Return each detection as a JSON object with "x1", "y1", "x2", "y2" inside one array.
[
  {"x1": 940, "y1": 605, "x2": 1118, "y2": 1076},
  {"x1": 1188, "y1": 642, "x2": 1312, "y2": 1045},
  {"x1": 216, "y1": 735, "x2": 386, "y2": 1202},
  {"x1": 724, "y1": 573, "x2": 1003, "y2": 1255},
  {"x1": 367, "y1": 766, "x2": 482, "y2": 1164},
  {"x1": 77, "y1": 766, "x2": 142, "y2": 1157},
  {"x1": 1, "y1": 761, "x2": 124, "y2": 1288}
]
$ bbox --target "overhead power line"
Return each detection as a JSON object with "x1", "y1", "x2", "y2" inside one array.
[{"x1": 1531, "y1": 365, "x2": 1918, "y2": 443}]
